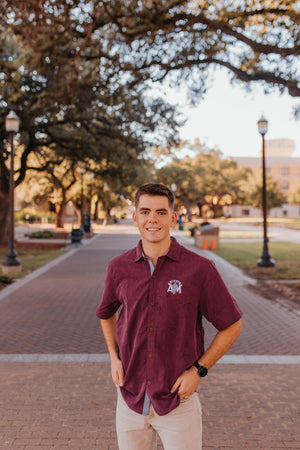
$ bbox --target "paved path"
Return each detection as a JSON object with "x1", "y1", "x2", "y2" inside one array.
[{"x1": 0, "y1": 224, "x2": 299, "y2": 449}]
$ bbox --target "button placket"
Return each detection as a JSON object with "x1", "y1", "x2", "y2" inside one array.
[{"x1": 146, "y1": 273, "x2": 157, "y2": 388}]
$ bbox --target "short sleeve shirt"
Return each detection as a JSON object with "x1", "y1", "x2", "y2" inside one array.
[{"x1": 96, "y1": 238, "x2": 242, "y2": 416}]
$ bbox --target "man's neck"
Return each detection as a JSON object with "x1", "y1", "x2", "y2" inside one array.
[{"x1": 142, "y1": 238, "x2": 172, "y2": 266}]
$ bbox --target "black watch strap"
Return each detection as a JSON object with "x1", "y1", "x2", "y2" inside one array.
[{"x1": 193, "y1": 361, "x2": 208, "y2": 378}]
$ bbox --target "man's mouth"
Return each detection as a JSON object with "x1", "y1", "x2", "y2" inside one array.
[{"x1": 146, "y1": 227, "x2": 161, "y2": 232}]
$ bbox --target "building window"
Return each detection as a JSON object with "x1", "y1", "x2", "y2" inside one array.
[
  {"x1": 281, "y1": 181, "x2": 289, "y2": 190},
  {"x1": 281, "y1": 167, "x2": 290, "y2": 176},
  {"x1": 242, "y1": 209, "x2": 250, "y2": 216}
]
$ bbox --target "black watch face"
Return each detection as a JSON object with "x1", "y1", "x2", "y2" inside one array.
[{"x1": 198, "y1": 366, "x2": 208, "y2": 377}]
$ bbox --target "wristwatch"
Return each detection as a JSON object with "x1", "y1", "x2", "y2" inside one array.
[{"x1": 192, "y1": 361, "x2": 208, "y2": 378}]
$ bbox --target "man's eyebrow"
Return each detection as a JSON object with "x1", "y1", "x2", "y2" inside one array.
[{"x1": 138, "y1": 207, "x2": 168, "y2": 212}]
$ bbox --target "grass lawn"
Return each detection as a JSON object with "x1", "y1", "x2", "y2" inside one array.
[
  {"x1": 219, "y1": 230, "x2": 263, "y2": 239},
  {"x1": 223, "y1": 217, "x2": 300, "y2": 230},
  {"x1": 214, "y1": 241, "x2": 300, "y2": 280},
  {"x1": 0, "y1": 248, "x2": 65, "y2": 287}
]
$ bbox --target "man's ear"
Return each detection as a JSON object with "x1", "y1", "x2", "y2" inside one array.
[
  {"x1": 132, "y1": 210, "x2": 137, "y2": 226},
  {"x1": 171, "y1": 211, "x2": 177, "y2": 228}
]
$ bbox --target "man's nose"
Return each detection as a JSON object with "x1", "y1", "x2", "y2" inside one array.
[{"x1": 148, "y1": 212, "x2": 158, "y2": 222}]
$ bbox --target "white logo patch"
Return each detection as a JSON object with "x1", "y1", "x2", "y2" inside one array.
[{"x1": 167, "y1": 280, "x2": 182, "y2": 295}]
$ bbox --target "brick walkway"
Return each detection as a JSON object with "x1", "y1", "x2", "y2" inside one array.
[{"x1": 0, "y1": 224, "x2": 299, "y2": 449}]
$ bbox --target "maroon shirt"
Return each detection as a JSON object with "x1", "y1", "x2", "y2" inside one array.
[{"x1": 96, "y1": 238, "x2": 242, "y2": 416}]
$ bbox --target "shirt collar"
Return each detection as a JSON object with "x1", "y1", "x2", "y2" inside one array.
[{"x1": 134, "y1": 237, "x2": 181, "y2": 263}]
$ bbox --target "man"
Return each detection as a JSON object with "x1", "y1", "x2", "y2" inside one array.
[{"x1": 96, "y1": 183, "x2": 242, "y2": 450}]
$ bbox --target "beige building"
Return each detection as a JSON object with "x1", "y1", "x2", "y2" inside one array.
[
  {"x1": 232, "y1": 138, "x2": 300, "y2": 196},
  {"x1": 230, "y1": 139, "x2": 300, "y2": 218}
]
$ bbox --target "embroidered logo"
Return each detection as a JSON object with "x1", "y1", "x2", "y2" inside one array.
[{"x1": 167, "y1": 280, "x2": 182, "y2": 295}]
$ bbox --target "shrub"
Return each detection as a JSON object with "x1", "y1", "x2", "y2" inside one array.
[
  {"x1": 0, "y1": 275, "x2": 13, "y2": 285},
  {"x1": 27, "y1": 230, "x2": 57, "y2": 239}
]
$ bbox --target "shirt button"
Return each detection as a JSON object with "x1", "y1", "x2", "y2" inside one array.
[
  {"x1": 147, "y1": 380, "x2": 152, "y2": 386},
  {"x1": 148, "y1": 353, "x2": 152, "y2": 358},
  {"x1": 150, "y1": 301, "x2": 154, "y2": 306},
  {"x1": 149, "y1": 327, "x2": 153, "y2": 332},
  {"x1": 152, "y1": 275, "x2": 156, "y2": 279}
]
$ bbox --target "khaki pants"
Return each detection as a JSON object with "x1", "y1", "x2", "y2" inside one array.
[{"x1": 116, "y1": 389, "x2": 202, "y2": 450}]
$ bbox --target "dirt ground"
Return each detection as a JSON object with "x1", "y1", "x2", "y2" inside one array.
[{"x1": 246, "y1": 268, "x2": 300, "y2": 311}]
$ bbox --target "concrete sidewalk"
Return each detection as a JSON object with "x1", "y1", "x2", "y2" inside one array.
[{"x1": 0, "y1": 224, "x2": 299, "y2": 449}]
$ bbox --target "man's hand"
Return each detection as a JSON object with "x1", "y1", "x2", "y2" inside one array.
[
  {"x1": 170, "y1": 319, "x2": 242, "y2": 399},
  {"x1": 111, "y1": 356, "x2": 124, "y2": 387},
  {"x1": 171, "y1": 367, "x2": 200, "y2": 399},
  {"x1": 100, "y1": 316, "x2": 124, "y2": 386}
]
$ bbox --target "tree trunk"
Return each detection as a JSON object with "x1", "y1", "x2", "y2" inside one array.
[
  {"x1": 0, "y1": 191, "x2": 9, "y2": 245},
  {"x1": 93, "y1": 199, "x2": 99, "y2": 221},
  {"x1": 212, "y1": 204, "x2": 216, "y2": 218},
  {"x1": 55, "y1": 202, "x2": 67, "y2": 228},
  {"x1": 104, "y1": 207, "x2": 111, "y2": 225},
  {"x1": 196, "y1": 203, "x2": 203, "y2": 217},
  {"x1": 183, "y1": 199, "x2": 193, "y2": 222}
]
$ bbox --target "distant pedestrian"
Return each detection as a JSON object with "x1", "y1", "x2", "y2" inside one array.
[{"x1": 96, "y1": 183, "x2": 242, "y2": 450}]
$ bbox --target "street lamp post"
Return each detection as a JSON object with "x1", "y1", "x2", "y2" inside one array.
[
  {"x1": 89, "y1": 172, "x2": 94, "y2": 218},
  {"x1": 103, "y1": 183, "x2": 109, "y2": 226},
  {"x1": 257, "y1": 115, "x2": 275, "y2": 268},
  {"x1": 79, "y1": 165, "x2": 85, "y2": 229},
  {"x1": 87, "y1": 172, "x2": 94, "y2": 234},
  {"x1": 2, "y1": 111, "x2": 22, "y2": 273},
  {"x1": 171, "y1": 184, "x2": 177, "y2": 211}
]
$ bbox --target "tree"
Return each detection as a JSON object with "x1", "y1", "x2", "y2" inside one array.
[
  {"x1": 157, "y1": 157, "x2": 205, "y2": 220},
  {"x1": 288, "y1": 181, "x2": 300, "y2": 205},
  {"x1": 3, "y1": 1, "x2": 299, "y2": 109},
  {"x1": 0, "y1": 7, "x2": 181, "y2": 243},
  {"x1": 240, "y1": 170, "x2": 286, "y2": 211},
  {"x1": 157, "y1": 142, "x2": 248, "y2": 220},
  {"x1": 103, "y1": 0, "x2": 300, "y2": 111},
  {"x1": 19, "y1": 151, "x2": 81, "y2": 228}
]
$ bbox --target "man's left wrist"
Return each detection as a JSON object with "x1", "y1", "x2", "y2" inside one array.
[{"x1": 192, "y1": 361, "x2": 208, "y2": 378}]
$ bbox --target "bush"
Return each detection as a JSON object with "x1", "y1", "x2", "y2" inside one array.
[
  {"x1": 27, "y1": 230, "x2": 57, "y2": 239},
  {"x1": 0, "y1": 275, "x2": 13, "y2": 285}
]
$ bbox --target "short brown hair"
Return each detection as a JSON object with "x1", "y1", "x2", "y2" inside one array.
[{"x1": 135, "y1": 184, "x2": 175, "y2": 210}]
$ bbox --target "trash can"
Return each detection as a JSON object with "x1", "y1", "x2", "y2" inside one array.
[
  {"x1": 194, "y1": 223, "x2": 219, "y2": 250},
  {"x1": 71, "y1": 228, "x2": 83, "y2": 244}
]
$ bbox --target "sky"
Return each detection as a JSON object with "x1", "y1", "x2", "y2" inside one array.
[{"x1": 169, "y1": 71, "x2": 300, "y2": 159}]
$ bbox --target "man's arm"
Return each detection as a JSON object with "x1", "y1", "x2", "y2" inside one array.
[
  {"x1": 100, "y1": 314, "x2": 124, "y2": 386},
  {"x1": 171, "y1": 319, "x2": 242, "y2": 398}
]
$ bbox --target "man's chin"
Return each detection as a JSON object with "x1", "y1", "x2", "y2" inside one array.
[{"x1": 144, "y1": 234, "x2": 164, "y2": 243}]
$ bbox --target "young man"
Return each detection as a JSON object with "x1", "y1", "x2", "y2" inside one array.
[{"x1": 96, "y1": 183, "x2": 242, "y2": 450}]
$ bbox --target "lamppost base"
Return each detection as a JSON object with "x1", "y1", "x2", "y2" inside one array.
[
  {"x1": 2, "y1": 252, "x2": 22, "y2": 273},
  {"x1": 257, "y1": 257, "x2": 275, "y2": 268},
  {"x1": 2, "y1": 263, "x2": 22, "y2": 274}
]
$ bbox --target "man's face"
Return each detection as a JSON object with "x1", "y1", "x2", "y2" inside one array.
[{"x1": 133, "y1": 194, "x2": 177, "y2": 245}]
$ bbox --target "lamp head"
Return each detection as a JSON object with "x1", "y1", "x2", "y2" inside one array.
[
  {"x1": 5, "y1": 110, "x2": 20, "y2": 133},
  {"x1": 257, "y1": 114, "x2": 268, "y2": 136}
]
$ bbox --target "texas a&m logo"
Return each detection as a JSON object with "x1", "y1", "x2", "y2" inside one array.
[{"x1": 167, "y1": 280, "x2": 182, "y2": 295}]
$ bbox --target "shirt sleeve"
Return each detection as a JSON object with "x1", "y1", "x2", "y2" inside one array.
[
  {"x1": 199, "y1": 261, "x2": 243, "y2": 331},
  {"x1": 95, "y1": 261, "x2": 122, "y2": 319}
]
